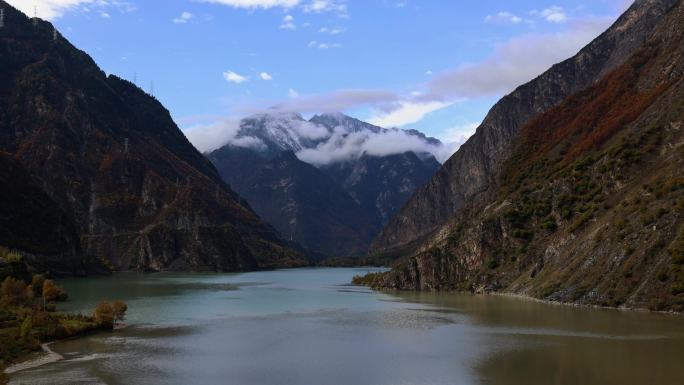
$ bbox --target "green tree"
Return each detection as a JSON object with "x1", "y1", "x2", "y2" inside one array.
[
  {"x1": 111, "y1": 300, "x2": 128, "y2": 325},
  {"x1": 93, "y1": 301, "x2": 114, "y2": 328},
  {"x1": 20, "y1": 315, "x2": 33, "y2": 341}
]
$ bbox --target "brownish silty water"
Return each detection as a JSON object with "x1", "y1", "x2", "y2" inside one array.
[{"x1": 10, "y1": 268, "x2": 684, "y2": 385}]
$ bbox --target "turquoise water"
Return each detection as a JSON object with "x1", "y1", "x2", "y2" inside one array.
[{"x1": 10, "y1": 268, "x2": 684, "y2": 385}]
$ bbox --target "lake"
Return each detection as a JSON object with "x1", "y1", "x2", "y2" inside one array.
[{"x1": 9, "y1": 268, "x2": 684, "y2": 385}]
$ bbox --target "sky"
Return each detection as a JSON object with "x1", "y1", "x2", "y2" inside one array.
[{"x1": 6, "y1": 0, "x2": 633, "y2": 154}]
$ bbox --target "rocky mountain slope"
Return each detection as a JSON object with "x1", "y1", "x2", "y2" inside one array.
[
  {"x1": 0, "y1": 1, "x2": 305, "y2": 272},
  {"x1": 207, "y1": 113, "x2": 441, "y2": 256},
  {"x1": 310, "y1": 114, "x2": 441, "y2": 225},
  {"x1": 323, "y1": 152, "x2": 440, "y2": 224},
  {"x1": 209, "y1": 149, "x2": 380, "y2": 257},
  {"x1": 363, "y1": 0, "x2": 684, "y2": 312},
  {"x1": 371, "y1": 0, "x2": 680, "y2": 257},
  {"x1": 0, "y1": 151, "x2": 84, "y2": 271},
  {"x1": 0, "y1": 152, "x2": 102, "y2": 275}
]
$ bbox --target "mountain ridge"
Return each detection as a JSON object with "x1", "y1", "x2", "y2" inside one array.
[
  {"x1": 207, "y1": 112, "x2": 441, "y2": 257},
  {"x1": 371, "y1": 0, "x2": 681, "y2": 257},
  {"x1": 0, "y1": 1, "x2": 305, "y2": 273},
  {"x1": 362, "y1": 0, "x2": 684, "y2": 312}
]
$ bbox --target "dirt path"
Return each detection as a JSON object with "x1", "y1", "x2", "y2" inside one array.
[{"x1": 5, "y1": 343, "x2": 63, "y2": 374}]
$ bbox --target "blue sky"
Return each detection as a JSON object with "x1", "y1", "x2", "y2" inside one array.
[{"x1": 8, "y1": 0, "x2": 631, "y2": 150}]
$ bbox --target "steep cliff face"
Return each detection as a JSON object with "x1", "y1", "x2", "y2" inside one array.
[
  {"x1": 323, "y1": 152, "x2": 440, "y2": 224},
  {"x1": 209, "y1": 149, "x2": 380, "y2": 257},
  {"x1": 367, "y1": 0, "x2": 684, "y2": 312},
  {"x1": 0, "y1": 152, "x2": 80, "y2": 257},
  {"x1": 308, "y1": 114, "x2": 441, "y2": 226},
  {"x1": 372, "y1": 0, "x2": 681, "y2": 256},
  {"x1": 0, "y1": 2, "x2": 304, "y2": 271}
]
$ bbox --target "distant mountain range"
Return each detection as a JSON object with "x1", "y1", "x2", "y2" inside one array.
[
  {"x1": 0, "y1": 1, "x2": 305, "y2": 273},
  {"x1": 207, "y1": 113, "x2": 442, "y2": 257},
  {"x1": 364, "y1": 0, "x2": 684, "y2": 312}
]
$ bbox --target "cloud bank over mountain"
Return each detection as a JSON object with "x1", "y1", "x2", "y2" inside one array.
[
  {"x1": 297, "y1": 126, "x2": 451, "y2": 166},
  {"x1": 184, "y1": 118, "x2": 267, "y2": 153},
  {"x1": 185, "y1": 113, "x2": 456, "y2": 164}
]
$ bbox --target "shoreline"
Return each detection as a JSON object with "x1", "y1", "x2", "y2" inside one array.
[
  {"x1": 3, "y1": 325, "x2": 129, "y2": 376},
  {"x1": 487, "y1": 291, "x2": 684, "y2": 316},
  {"x1": 368, "y1": 285, "x2": 684, "y2": 316},
  {"x1": 5, "y1": 343, "x2": 63, "y2": 374}
]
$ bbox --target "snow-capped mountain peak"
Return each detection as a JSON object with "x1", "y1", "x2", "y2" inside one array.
[{"x1": 233, "y1": 112, "x2": 445, "y2": 165}]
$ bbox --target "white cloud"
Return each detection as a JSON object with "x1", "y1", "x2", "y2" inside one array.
[
  {"x1": 420, "y1": 18, "x2": 612, "y2": 101},
  {"x1": 440, "y1": 122, "x2": 479, "y2": 145},
  {"x1": 184, "y1": 119, "x2": 266, "y2": 153},
  {"x1": 197, "y1": 0, "x2": 348, "y2": 16},
  {"x1": 223, "y1": 71, "x2": 249, "y2": 84},
  {"x1": 368, "y1": 101, "x2": 453, "y2": 128},
  {"x1": 296, "y1": 126, "x2": 444, "y2": 166},
  {"x1": 215, "y1": 15, "x2": 613, "y2": 145},
  {"x1": 100, "y1": 10, "x2": 110, "y2": 18},
  {"x1": 303, "y1": 0, "x2": 348, "y2": 17},
  {"x1": 420, "y1": 122, "x2": 480, "y2": 163},
  {"x1": 8, "y1": 0, "x2": 134, "y2": 20},
  {"x1": 173, "y1": 11, "x2": 193, "y2": 24},
  {"x1": 308, "y1": 41, "x2": 342, "y2": 49},
  {"x1": 435, "y1": 121, "x2": 480, "y2": 159},
  {"x1": 256, "y1": 89, "x2": 398, "y2": 114},
  {"x1": 191, "y1": 10, "x2": 619, "y2": 161},
  {"x1": 288, "y1": 118, "x2": 331, "y2": 140},
  {"x1": 531, "y1": 6, "x2": 568, "y2": 23},
  {"x1": 185, "y1": 114, "x2": 451, "y2": 165},
  {"x1": 485, "y1": 11, "x2": 523, "y2": 25},
  {"x1": 319, "y1": 26, "x2": 345, "y2": 34},
  {"x1": 318, "y1": 42, "x2": 342, "y2": 49},
  {"x1": 197, "y1": 0, "x2": 300, "y2": 9},
  {"x1": 279, "y1": 14, "x2": 296, "y2": 30},
  {"x1": 259, "y1": 72, "x2": 273, "y2": 80},
  {"x1": 8, "y1": 0, "x2": 91, "y2": 19}
]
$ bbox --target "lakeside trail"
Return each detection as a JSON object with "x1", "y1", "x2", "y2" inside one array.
[
  {"x1": 5, "y1": 343, "x2": 63, "y2": 374},
  {"x1": 4, "y1": 324, "x2": 129, "y2": 376}
]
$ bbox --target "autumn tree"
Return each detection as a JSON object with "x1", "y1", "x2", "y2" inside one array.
[
  {"x1": 93, "y1": 301, "x2": 114, "y2": 328},
  {"x1": 111, "y1": 300, "x2": 128, "y2": 324},
  {"x1": 1, "y1": 277, "x2": 27, "y2": 305},
  {"x1": 29, "y1": 274, "x2": 46, "y2": 298},
  {"x1": 42, "y1": 280, "x2": 67, "y2": 302}
]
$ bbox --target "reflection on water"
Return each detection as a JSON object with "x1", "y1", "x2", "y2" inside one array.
[
  {"x1": 10, "y1": 268, "x2": 684, "y2": 385},
  {"x1": 395, "y1": 292, "x2": 684, "y2": 385}
]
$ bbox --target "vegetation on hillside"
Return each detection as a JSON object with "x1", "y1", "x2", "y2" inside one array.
[{"x1": 362, "y1": 25, "x2": 684, "y2": 312}]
